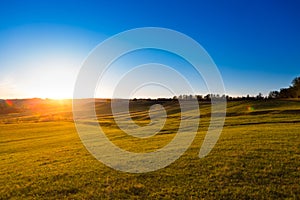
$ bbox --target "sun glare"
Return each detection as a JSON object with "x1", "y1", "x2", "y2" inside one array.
[
  {"x1": 16, "y1": 53, "x2": 80, "y2": 99},
  {"x1": 0, "y1": 24, "x2": 99, "y2": 100}
]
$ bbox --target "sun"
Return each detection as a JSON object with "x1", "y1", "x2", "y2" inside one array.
[{"x1": 17, "y1": 54, "x2": 80, "y2": 99}]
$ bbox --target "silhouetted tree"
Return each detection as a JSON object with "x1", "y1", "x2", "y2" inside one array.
[
  {"x1": 279, "y1": 88, "x2": 291, "y2": 98},
  {"x1": 291, "y1": 77, "x2": 300, "y2": 98},
  {"x1": 196, "y1": 95, "x2": 203, "y2": 101},
  {"x1": 268, "y1": 91, "x2": 280, "y2": 99},
  {"x1": 204, "y1": 94, "x2": 211, "y2": 101},
  {"x1": 256, "y1": 93, "x2": 264, "y2": 100},
  {"x1": 292, "y1": 77, "x2": 300, "y2": 88},
  {"x1": 275, "y1": 77, "x2": 300, "y2": 98}
]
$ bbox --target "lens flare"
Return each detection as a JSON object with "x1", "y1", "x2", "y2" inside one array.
[
  {"x1": 247, "y1": 106, "x2": 254, "y2": 111},
  {"x1": 5, "y1": 100, "x2": 13, "y2": 107}
]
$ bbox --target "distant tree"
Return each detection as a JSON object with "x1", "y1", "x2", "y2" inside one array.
[
  {"x1": 268, "y1": 91, "x2": 280, "y2": 99},
  {"x1": 210, "y1": 94, "x2": 216, "y2": 99},
  {"x1": 292, "y1": 77, "x2": 300, "y2": 88},
  {"x1": 184, "y1": 94, "x2": 189, "y2": 100},
  {"x1": 196, "y1": 95, "x2": 203, "y2": 101},
  {"x1": 279, "y1": 88, "x2": 291, "y2": 98},
  {"x1": 204, "y1": 94, "x2": 211, "y2": 101},
  {"x1": 256, "y1": 93, "x2": 264, "y2": 100},
  {"x1": 291, "y1": 77, "x2": 300, "y2": 98},
  {"x1": 276, "y1": 76, "x2": 300, "y2": 98}
]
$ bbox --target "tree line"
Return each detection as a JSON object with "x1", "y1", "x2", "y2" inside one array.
[
  {"x1": 170, "y1": 76, "x2": 300, "y2": 101},
  {"x1": 268, "y1": 77, "x2": 300, "y2": 99}
]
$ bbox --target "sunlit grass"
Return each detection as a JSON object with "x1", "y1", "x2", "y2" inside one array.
[{"x1": 0, "y1": 99, "x2": 299, "y2": 199}]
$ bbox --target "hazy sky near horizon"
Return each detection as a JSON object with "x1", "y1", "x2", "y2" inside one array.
[{"x1": 0, "y1": 0, "x2": 299, "y2": 99}]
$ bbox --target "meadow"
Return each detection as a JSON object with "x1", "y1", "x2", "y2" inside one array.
[{"x1": 0, "y1": 99, "x2": 299, "y2": 199}]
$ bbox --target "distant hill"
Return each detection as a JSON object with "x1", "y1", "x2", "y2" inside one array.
[{"x1": 0, "y1": 98, "x2": 299, "y2": 124}]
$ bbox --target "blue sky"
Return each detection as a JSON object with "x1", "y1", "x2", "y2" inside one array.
[{"x1": 0, "y1": 0, "x2": 299, "y2": 98}]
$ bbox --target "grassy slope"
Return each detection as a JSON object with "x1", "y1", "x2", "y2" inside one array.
[{"x1": 0, "y1": 99, "x2": 299, "y2": 199}]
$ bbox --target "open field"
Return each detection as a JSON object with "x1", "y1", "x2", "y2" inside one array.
[{"x1": 0, "y1": 99, "x2": 300, "y2": 199}]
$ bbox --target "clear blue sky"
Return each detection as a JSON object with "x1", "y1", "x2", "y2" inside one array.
[{"x1": 0, "y1": 0, "x2": 299, "y2": 98}]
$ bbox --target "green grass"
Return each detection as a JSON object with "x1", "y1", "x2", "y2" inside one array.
[{"x1": 0, "y1": 99, "x2": 300, "y2": 199}]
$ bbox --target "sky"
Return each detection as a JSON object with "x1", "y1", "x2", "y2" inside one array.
[{"x1": 0, "y1": 0, "x2": 299, "y2": 99}]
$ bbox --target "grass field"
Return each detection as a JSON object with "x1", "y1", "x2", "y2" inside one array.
[{"x1": 0, "y1": 99, "x2": 300, "y2": 199}]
